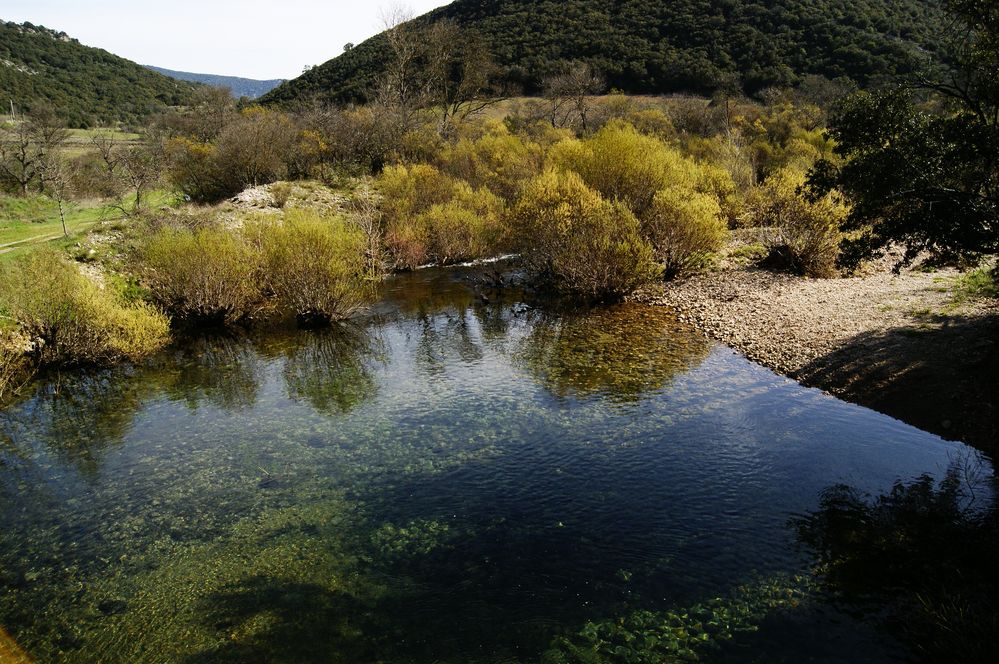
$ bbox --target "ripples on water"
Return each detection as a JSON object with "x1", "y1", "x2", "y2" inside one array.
[{"x1": 0, "y1": 265, "x2": 990, "y2": 662}]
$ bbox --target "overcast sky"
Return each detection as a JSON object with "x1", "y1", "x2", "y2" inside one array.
[{"x1": 2, "y1": 1, "x2": 453, "y2": 80}]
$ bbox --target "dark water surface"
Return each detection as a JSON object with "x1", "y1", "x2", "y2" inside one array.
[{"x1": 0, "y1": 266, "x2": 989, "y2": 663}]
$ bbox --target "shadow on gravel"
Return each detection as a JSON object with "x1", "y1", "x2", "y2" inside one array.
[{"x1": 793, "y1": 312, "x2": 999, "y2": 456}]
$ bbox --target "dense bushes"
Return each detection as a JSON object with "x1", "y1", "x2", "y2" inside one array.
[
  {"x1": 138, "y1": 225, "x2": 264, "y2": 324},
  {"x1": 644, "y1": 188, "x2": 727, "y2": 278},
  {"x1": 512, "y1": 170, "x2": 659, "y2": 299},
  {"x1": 379, "y1": 164, "x2": 507, "y2": 268},
  {"x1": 0, "y1": 251, "x2": 169, "y2": 366},
  {"x1": 754, "y1": 169, "x2": 847, "y2": 277},
  {"x1": 257, "y1": 210, "x2": 374, "y2": 324}
]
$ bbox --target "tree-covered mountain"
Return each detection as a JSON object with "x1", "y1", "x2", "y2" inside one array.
[
  {"x1": 261, "y1": 0, "x2": 947, "y2": 107},
  {"x1": 144, "y1": 66, "x2": 284, "y2": 99},
  {"x1": 0, "y1": 20, "x2": 196, "y2": 127}
]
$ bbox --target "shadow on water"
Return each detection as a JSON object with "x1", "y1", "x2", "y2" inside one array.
[
  {"x1": 792, "y1": 461, "x2": 999, "y2": 663},
  {"x1": 794, "y1": 312, "x2": 999, "y2": 455}
]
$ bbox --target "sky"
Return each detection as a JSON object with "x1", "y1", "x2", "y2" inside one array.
[{"x1": 2, "y1": 0, "x2": 453, "y2": 80}]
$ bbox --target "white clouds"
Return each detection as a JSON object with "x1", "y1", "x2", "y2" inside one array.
[{"x1": 2, "y1": 0, "x2": 452, "y2": 79}]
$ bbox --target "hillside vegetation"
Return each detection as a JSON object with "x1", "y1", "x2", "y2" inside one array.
[
  {"x1": 262, "y1": 0, "x2": 946, "y2": 106},
  {"x1": 144, "y1": 66, "x2": 284, "y2": 99},
  {"x1": 0, "y1": 21, "x2": 196, "y2": 127}
]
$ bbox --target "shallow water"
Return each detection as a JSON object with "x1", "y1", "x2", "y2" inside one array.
[{"x1": 0, "y1": 266, "x2": 989, "y2": 663}]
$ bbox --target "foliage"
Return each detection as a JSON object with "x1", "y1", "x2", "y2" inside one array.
[
  {"x1": 512, "y1": 170, "x2": 659, "y2": 299},
  {"x1": 262, "y1": 0, "x2": 945, "y2": 107},
  {"x1": 643, "y1": 188, "x2": 727, "y2": 278},
  {"x1": 436, "y1": 122, "x2": 543, "y2": 201},
  {"x1": 755, "y1": 168, "x2": 847, "y2": 277},
  {"x1": 254, "y1": 210, "x2": 374, "y2": 325},
  {"x1": 0, "y1": 250, "x2": 169, "y2": 366},
  {"x1": 0, "y1": 337, "x2": 27, "y2": 400},
  {"x1": 809, "y1": 88, "x2": 999, "y2": 268},
  {"x1": 379, "y1": 164, "x2": 506, "y2": 268},
  {"x1": 0, "y1": 21, "x2": 195, "y2": 127},
  {"x1": 950, "y1": 265, "x2": 999, "y2": 305},
  {"x1": 137, "y1": 224, "x2": 264, "y2": 324}
]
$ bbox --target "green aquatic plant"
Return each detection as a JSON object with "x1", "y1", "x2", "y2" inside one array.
[
  {"x1": 544, "y1": 575, "x2": 813, "y2": 663},
  {"x1": 369, "y1": 519, "x2": 456, "y2": 560}
]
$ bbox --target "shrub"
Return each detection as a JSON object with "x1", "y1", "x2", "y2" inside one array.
[
  {"x1": 437, "y1": 124, "x2": 543, "y2": 201},
  {"x1": 512, "y1": 170, "x2": 660, "y2": 299},
  {"x1": 380, "y1": 164, "x2": 507, "y2": 268},
  {"x1": 138, "y1": 225, "x2": 264, "y2": 323},
  {"x1": 549, "y1": 120, "x2": 734, "y2": 220},
  {"x1": 755, "y1": 169, "x2": 847, "y2": 277},
  {"x1": 256, "y1": 209, "x2": 374, "y2": 325},
  {"x1": 644, "y1": 188, "x2": 727, "y2": 278},
  {"x1": 0, "y1": 251, "x2": 170, "y2": 367},
  {"x1": 0, "y1": 337, "x2": 26, "y2": 400}
]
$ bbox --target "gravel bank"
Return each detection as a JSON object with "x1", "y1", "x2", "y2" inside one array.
[{"x1": 637, "y1": 262, "x2": 999, "y2": 454}]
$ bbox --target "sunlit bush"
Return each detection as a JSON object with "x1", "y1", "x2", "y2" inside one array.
[
  {"x1": 137, "y1": 225, "x2": 264, "y2": 323},
  {"x1": 380, "y1": 164, "x2": 507, "y2": 268},
  {"x1": 549, "y1": 120, "x2": 734, "y2": 220},
  {"x1": 256, "y1": 209, "x2": 374, "y2": 325},
  {"x1": 0, "y1": 251, "x2": 170, "y2": 366},
  {"x1": 644, "y1": 188, "x2": 727, "y2": 278},
  {"x1": 437, "y1": 123, "x2": 544, "y2": 201},
  {"x1": 754, "y1": 168, "x2": 847, "y2": 278},
  {"x1": 512, "y1": 170, "x2": 659, "y2": 299},
  {"x1": 0, "y1": 336, "x2": 26, "y2": 399}
]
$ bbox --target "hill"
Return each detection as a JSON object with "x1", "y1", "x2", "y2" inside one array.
[
  {"x1": 0, "y1": 20, "x2": 196, "y2": 127},
  {"x1": 261, "y1": 0, "x2": 947, "y2": 107},
  {"x1": 144, "y1": 66, "x2": 284, "y2": 99}
]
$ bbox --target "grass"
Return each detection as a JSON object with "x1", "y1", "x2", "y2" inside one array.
[
  {"x1": 950, "y1": 266, "x2": 999, "y2": 306},
  {"x1": 0, "y1": 190, "x2": 179, "y2": 262}
]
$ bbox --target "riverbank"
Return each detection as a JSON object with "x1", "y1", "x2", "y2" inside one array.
[{"x1": 637, "y1": 254, "x2": 999, "y2": 454}]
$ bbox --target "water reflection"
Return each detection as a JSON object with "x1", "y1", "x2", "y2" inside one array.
[
  {"x1": 521, "y1": 305, "x2": 711, "y2": 403},
  {"x1": 157, "y1": 334, "x2": 264, "y2": 410},
  {"x1": 257, "y1": 325, "x2": 382, "y2": 415}
]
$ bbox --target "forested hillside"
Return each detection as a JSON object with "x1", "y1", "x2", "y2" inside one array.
[
  {"x1": 144, "y1": 66, "x2": 284, "y2": 99},
  {"x1": 0, "y1": 21, "x2": 196, "y2": 127},
  {"x1": 262, "y1": 0, "x2": 947, "y2": 107}
]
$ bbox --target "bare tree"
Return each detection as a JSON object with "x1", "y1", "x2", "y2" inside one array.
[
  {"x1": 543, "y1": 62, "x2": 606, "y2": 133},
  {"x1": 36, "y1": 153, "x2": 77, "y2": 236},
  {"x1": 376, "y1": 5, "x2": 424, "y2": 132},
  {"x1": 91, "y1": 132, "x2": 164, "y2": 213},
  {"x1": 0, "y1": 110, "x2": 69, "y2": 196}
]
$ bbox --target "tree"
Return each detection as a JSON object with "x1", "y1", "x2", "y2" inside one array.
[
  {"x1": 542, "y1": 62, "x2": 606, "y2": 133},
  {"x1": 809, "y1": 0, "x2": 999, "y2": 267},
  {"x1": 91, "y1": 132, "x2": 164, "y2": 213},
  {"x1": 0, "y1": 110, "x2": 69, "y2": 196}
]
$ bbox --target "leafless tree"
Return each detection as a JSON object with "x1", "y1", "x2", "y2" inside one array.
[
  {"x1": 0, "y1": 110, "x2": 69, "y2": 196},
  {"x1": 91, "y1": 132, "x2": 164, "y2": 213},
  {"x1": 542, "y1": 61, "x2": 605, "y2": 133}
]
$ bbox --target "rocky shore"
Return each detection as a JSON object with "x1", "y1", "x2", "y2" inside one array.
[{"x1": 637, "y1": 259, "x2": 999, "y2": 454}]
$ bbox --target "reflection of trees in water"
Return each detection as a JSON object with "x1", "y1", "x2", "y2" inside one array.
[
  {"x1": 0, "y1": 367, "x2": 154, "y2": 477},
  {"x1": 278, "y1": 326, "x2": 382, "y2": 415},
  {"x1": 158, "y1": 334, "x2": 263, "y2": 410},
  {"x1": 521, "y1": 305, "x2": 711, "y2": 403},
  {"x1": 794, "y1": 461, "x2": 999, "y2": 663}
]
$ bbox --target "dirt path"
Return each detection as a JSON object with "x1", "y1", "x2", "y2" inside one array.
[{"x1": 637, "y1": 262, "x2": 999, "y2": 454}]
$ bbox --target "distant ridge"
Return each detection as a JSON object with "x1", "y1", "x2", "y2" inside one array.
[
  {"x1": 262, "y1": 0, "x2": 947, "y2": 107},
  {"x1": 145, "y1": 66, "x2": 285, "y2": 99},
  {"x1": 0, "y1": 19, "x2": 196, "y2": 127}
]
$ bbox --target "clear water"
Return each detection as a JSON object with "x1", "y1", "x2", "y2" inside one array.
[{"x1": 0, "y1": 266, "x2": 988, "y2": 663}]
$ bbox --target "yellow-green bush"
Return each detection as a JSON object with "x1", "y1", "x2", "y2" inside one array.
[
  {"x1": 380, "y1": 164, "x2": 507, "y2": 269},
  {"x1": 256, "y1": 210, "x2": 374, "y2": 325},
  {"x1": 0, "y1": 251, "x2": 170, "y2": 367},
  {"x1": 0, "y1": 337, "x2": 26, "y2": 400},
  {"x1": 644, "y1": 188, "x2": 727, "y2": 278},
  {"x1": 754, "y1": 168, "x2": 848, "y2": 278},
  {"x1": 549, "y1": 120, "x2": 735, "y2": 220},
  {"x1": 437, "y1": 123, "x2": 543, "y2": 201},
  {"x1": 512, "y1": 170, "x2": 659, "y2": 299},
  {"x1": 138, "y1": 225, "x2": 264, "y2": 323}
]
